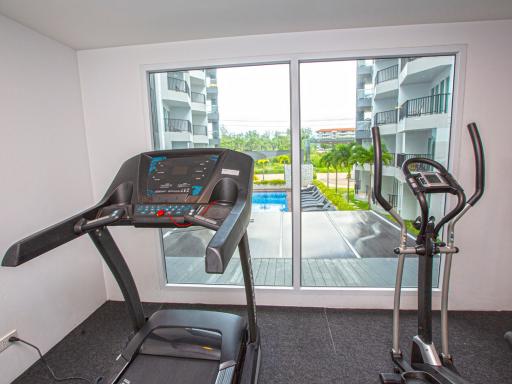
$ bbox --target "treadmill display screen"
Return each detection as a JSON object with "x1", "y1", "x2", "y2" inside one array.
[{"x1": 143, "y1": 154, "x2": 219, "y2": 202}]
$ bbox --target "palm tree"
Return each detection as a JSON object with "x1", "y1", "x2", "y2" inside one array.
[
  {"x1": 351, "y1": 144, "x2": 392, "y2": 207},
  {"x1": 333, "y1": 143, "x2": 355, "y2": 201},
  {"x1": 320, "y1": 151, "x2": 334, "y2": 188}
]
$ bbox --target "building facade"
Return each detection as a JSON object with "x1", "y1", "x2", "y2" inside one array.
[
  {"x1": 355, "y1": 56, "x2": 455, "y2": 220},
  {"x1": 150, "y1": 69, "x2": 220, "y2": 149},
  {"x1": 315, "y1": 127, "x2": 355, "y2": 144}
]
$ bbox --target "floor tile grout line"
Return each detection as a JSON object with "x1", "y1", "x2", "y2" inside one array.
[{"x1": 324, "y1": 307, "x2": 337, "y2": 355}]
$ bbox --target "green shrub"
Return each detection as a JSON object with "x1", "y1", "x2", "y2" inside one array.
[
  {"x1": 312, "y1": 180, "x2": 369, "y2": 211},
  {"x1": 254, "y1": 179, "x2": 286, "y2": 185}
]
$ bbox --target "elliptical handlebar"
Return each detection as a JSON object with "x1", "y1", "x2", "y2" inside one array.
[
  {"x1": 466, "y1": 122, "x2": 485, "y2": 206},
  {"x1": 371, "y1": 126, "x2": 393, "y2": 212}
]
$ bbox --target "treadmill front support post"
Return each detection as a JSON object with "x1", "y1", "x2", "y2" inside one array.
[
  {"x1": 238, "y1": 231, "x2": 258, "y2": 344},
  {"x1": 89, "y1": 227, "x2": 146, "y2": 332}
]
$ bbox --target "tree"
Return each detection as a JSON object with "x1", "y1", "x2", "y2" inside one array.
[
  {"x1": 220, "y1": 130, "x2": 290, "y2": 152},
  {"x1": 274, "y1": 154, "x2": 290, "y2": 164},
  {"x1": 333, "y1": 143, "x2": 356, "y2": 201},
  {"x1": 350, "y1": 144, "x2": 392, "y2": 207},
  {"x1": 320, "y1": 151, "x2": 335, "y2": 188},
  {"x1": 256, "y1": 158, "x2": 270, "y2": 181}
]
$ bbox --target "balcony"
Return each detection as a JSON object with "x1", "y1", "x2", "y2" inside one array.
[
  {"x1": 355, "y1": 120, "x2": 371, "y2": 140},
  {"x1": 191, "y1": 92, "x2": 206, "y2": 104},
  {"x1": 356, "y1": 88, "x2": 372, "y2": 108},
  {"x1": 376, "y1": 64, "x2": 399, "y2": 84},
  {"x1": 191, "y1": 92, "x2": 207, "y2": 114},
  {"x1": 374, "y1": 109, "x2": 398, "y2": 135},
  {"x1": 400, "y1": 57, "x2": 419, "y2": 69},
  {"x1": 356, "y1": 120, "x2": 371, "y2": 131},
  {"x1": 167, "y1": 76, "x2": 189, "y2": 93},
  {"x1": 193, "y1": 125, "x2": 209, "y2": 144},
  {"x1": 193, "y1": 124, "x2": 207, "y2": 136},
  {"x1": 374, "y1": 65, "x2": 399, "y2": 100},
  {"x1": 398, "y1": 94, "x2": 451, "y2": 132},
  {"x1": 189, "y1": 70, "x2": 206, "y2": 83},
  {"x1": 164, "y1": 118, "x2": 191, "y2": 133},
  {"x1": 207, "y1": 79, "x2": 218, "y2": 95},
  {"x1": 400, "y1": 56, "x2": 453, "y2": 86},
  {"x1": 374, "y1": 109, "x2": 397, "y2": 125},
  {"x1": 400, "y1": 94, "x2": 450, "y2": 119},
  {"x1": 396, "y1": 153, "x2": 433, "y2": 171},
  {"x1": 356, "y1": 61, "x2": 373, "y2": 75},
  {"x1": 208, "y1": 106, "x2": 219, "y2": 122}
]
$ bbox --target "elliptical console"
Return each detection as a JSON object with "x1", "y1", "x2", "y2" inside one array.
[
  {"x1": 373, "y1": 123, "x2": 485, "y2": 384},
  {"x1": 3, "y1": 148, "x2": 261, "y2": 384}
]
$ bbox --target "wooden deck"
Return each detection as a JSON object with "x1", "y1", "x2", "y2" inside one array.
[{"x1": 166, "y1": 256, "x2": 440, "y2": 287}]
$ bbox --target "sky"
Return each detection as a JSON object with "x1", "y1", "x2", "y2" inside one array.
[{"x1": 216, "y1": 61, "x2": 356, "y2": 135}]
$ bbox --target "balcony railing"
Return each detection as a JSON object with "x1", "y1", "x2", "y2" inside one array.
[
  {"x1": 399, "y1": 93, "x2": 450, "y2": 120},
  {"x1": 164, "y1": 118, "x2": 192, "y2": 133},
  {"x1": 388, "y1": 194, "x2": 399, "y2": 208},
  {"x1": 375, "y1": 64, "x2": 398, "y2": 84},
  {"x1": 191, "y1": 92, "x2": 206, "y2": 104},
  {"x1": 193, "y1": 125, "x2": 207, "y2": 136},
  {"x1": 396, "y1": 153, "x2": 434, "y2": 171},
  {"x1": 374, "y1": 109, "x2": 397, "y2": 125},
  {"x1": 167, "y1": 76, "x2": 189, "y2": 93}
]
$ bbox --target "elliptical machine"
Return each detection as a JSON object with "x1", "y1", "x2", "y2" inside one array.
[{"x1": 372, "y1": 123, "x2": 485, "y2": 384}]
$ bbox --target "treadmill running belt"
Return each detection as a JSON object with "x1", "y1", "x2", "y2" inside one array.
[{"x1": 117, "y1": 354, "x2": 220, "y2": 384}]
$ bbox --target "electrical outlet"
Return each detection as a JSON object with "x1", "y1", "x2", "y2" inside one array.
[{"x1": 0, "y1": 330, "x2": 17, "y2": 353}]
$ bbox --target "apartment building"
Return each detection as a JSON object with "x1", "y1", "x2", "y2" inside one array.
[
  {"x1": 315, "y1": 127, "x2": 355, "y2": 144},
  {"x1": 150, "y1": 69, "x2": 220, "y2": 149},
  {"x1": 355, "y1": 56, "x2": 455, "y2": 220}
]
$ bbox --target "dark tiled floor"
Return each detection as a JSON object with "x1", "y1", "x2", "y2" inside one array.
[{"x1": 13, "y1": 301, "x2": 512, "y2": 384}]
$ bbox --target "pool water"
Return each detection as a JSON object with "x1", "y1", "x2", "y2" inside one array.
[{"x1": 252, "y1": 191, "x2": 289, "y2": 212}]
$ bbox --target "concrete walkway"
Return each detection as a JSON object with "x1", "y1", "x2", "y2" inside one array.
[{"x1": 163, "y1": 210, "x2": 434, "y2": 287}]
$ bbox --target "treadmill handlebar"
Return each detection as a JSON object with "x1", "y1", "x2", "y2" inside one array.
[
  {"x1": 2, "y1": 206, "x2": 101, "y2": 267},
  {"x1": 206, "y1": 195, "x2": 251, "y2": 274},
  {"x1": 74, "y1": 208, "x2": 125, "y2": 234}
]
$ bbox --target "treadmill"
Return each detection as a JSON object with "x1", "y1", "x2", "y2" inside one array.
[{"x1": 2, "y1": 148, "x2": 261, "y2": 384}]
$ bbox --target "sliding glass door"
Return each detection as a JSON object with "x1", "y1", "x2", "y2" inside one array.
[
  {"x1": 147, "y1": 53, "x2": 456, "y2": 289},
  {"x1": 149, "y1": 64, "x2": 293, "y2": 286}
]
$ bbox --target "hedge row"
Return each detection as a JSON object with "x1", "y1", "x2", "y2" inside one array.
[{"x1": 254, "y1": 179, "x2": 286, "y2": 185}]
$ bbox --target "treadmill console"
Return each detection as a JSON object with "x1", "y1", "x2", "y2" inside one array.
[
  {"x1": 141, "y1": 153, "x2": 219, "y2": 203},
  {"x1": 108, "y1": 149, "x2": 252, "y2": 234},
  {"x1": 132, "y1": 153, "x2": 223, "y2": 227}
]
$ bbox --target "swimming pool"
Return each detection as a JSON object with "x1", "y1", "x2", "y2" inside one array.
[{"x1": 252, "y1": 191, "x2": 289, "y2": 212}]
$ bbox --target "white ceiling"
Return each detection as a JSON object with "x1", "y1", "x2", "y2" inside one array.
[{"x1": 1, "y1": 0, "x2": 512, "y2": 50}]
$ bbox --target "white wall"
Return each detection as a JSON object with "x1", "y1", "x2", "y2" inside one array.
[
  {"x1": 0, "y1": 15, "x2": 106, "y2": 383},
  {"x1": 77, "y1": 20, "x2": 512, "y2": 311}
]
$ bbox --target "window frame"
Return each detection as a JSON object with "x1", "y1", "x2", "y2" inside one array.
[{"x1": 139, "y1": 45, "x2": 467, "y2": 309}]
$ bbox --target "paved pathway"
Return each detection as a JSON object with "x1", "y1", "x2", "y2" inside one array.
[{"x1": 162, "y1": 210, "x2": 432, "y2": 287}]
